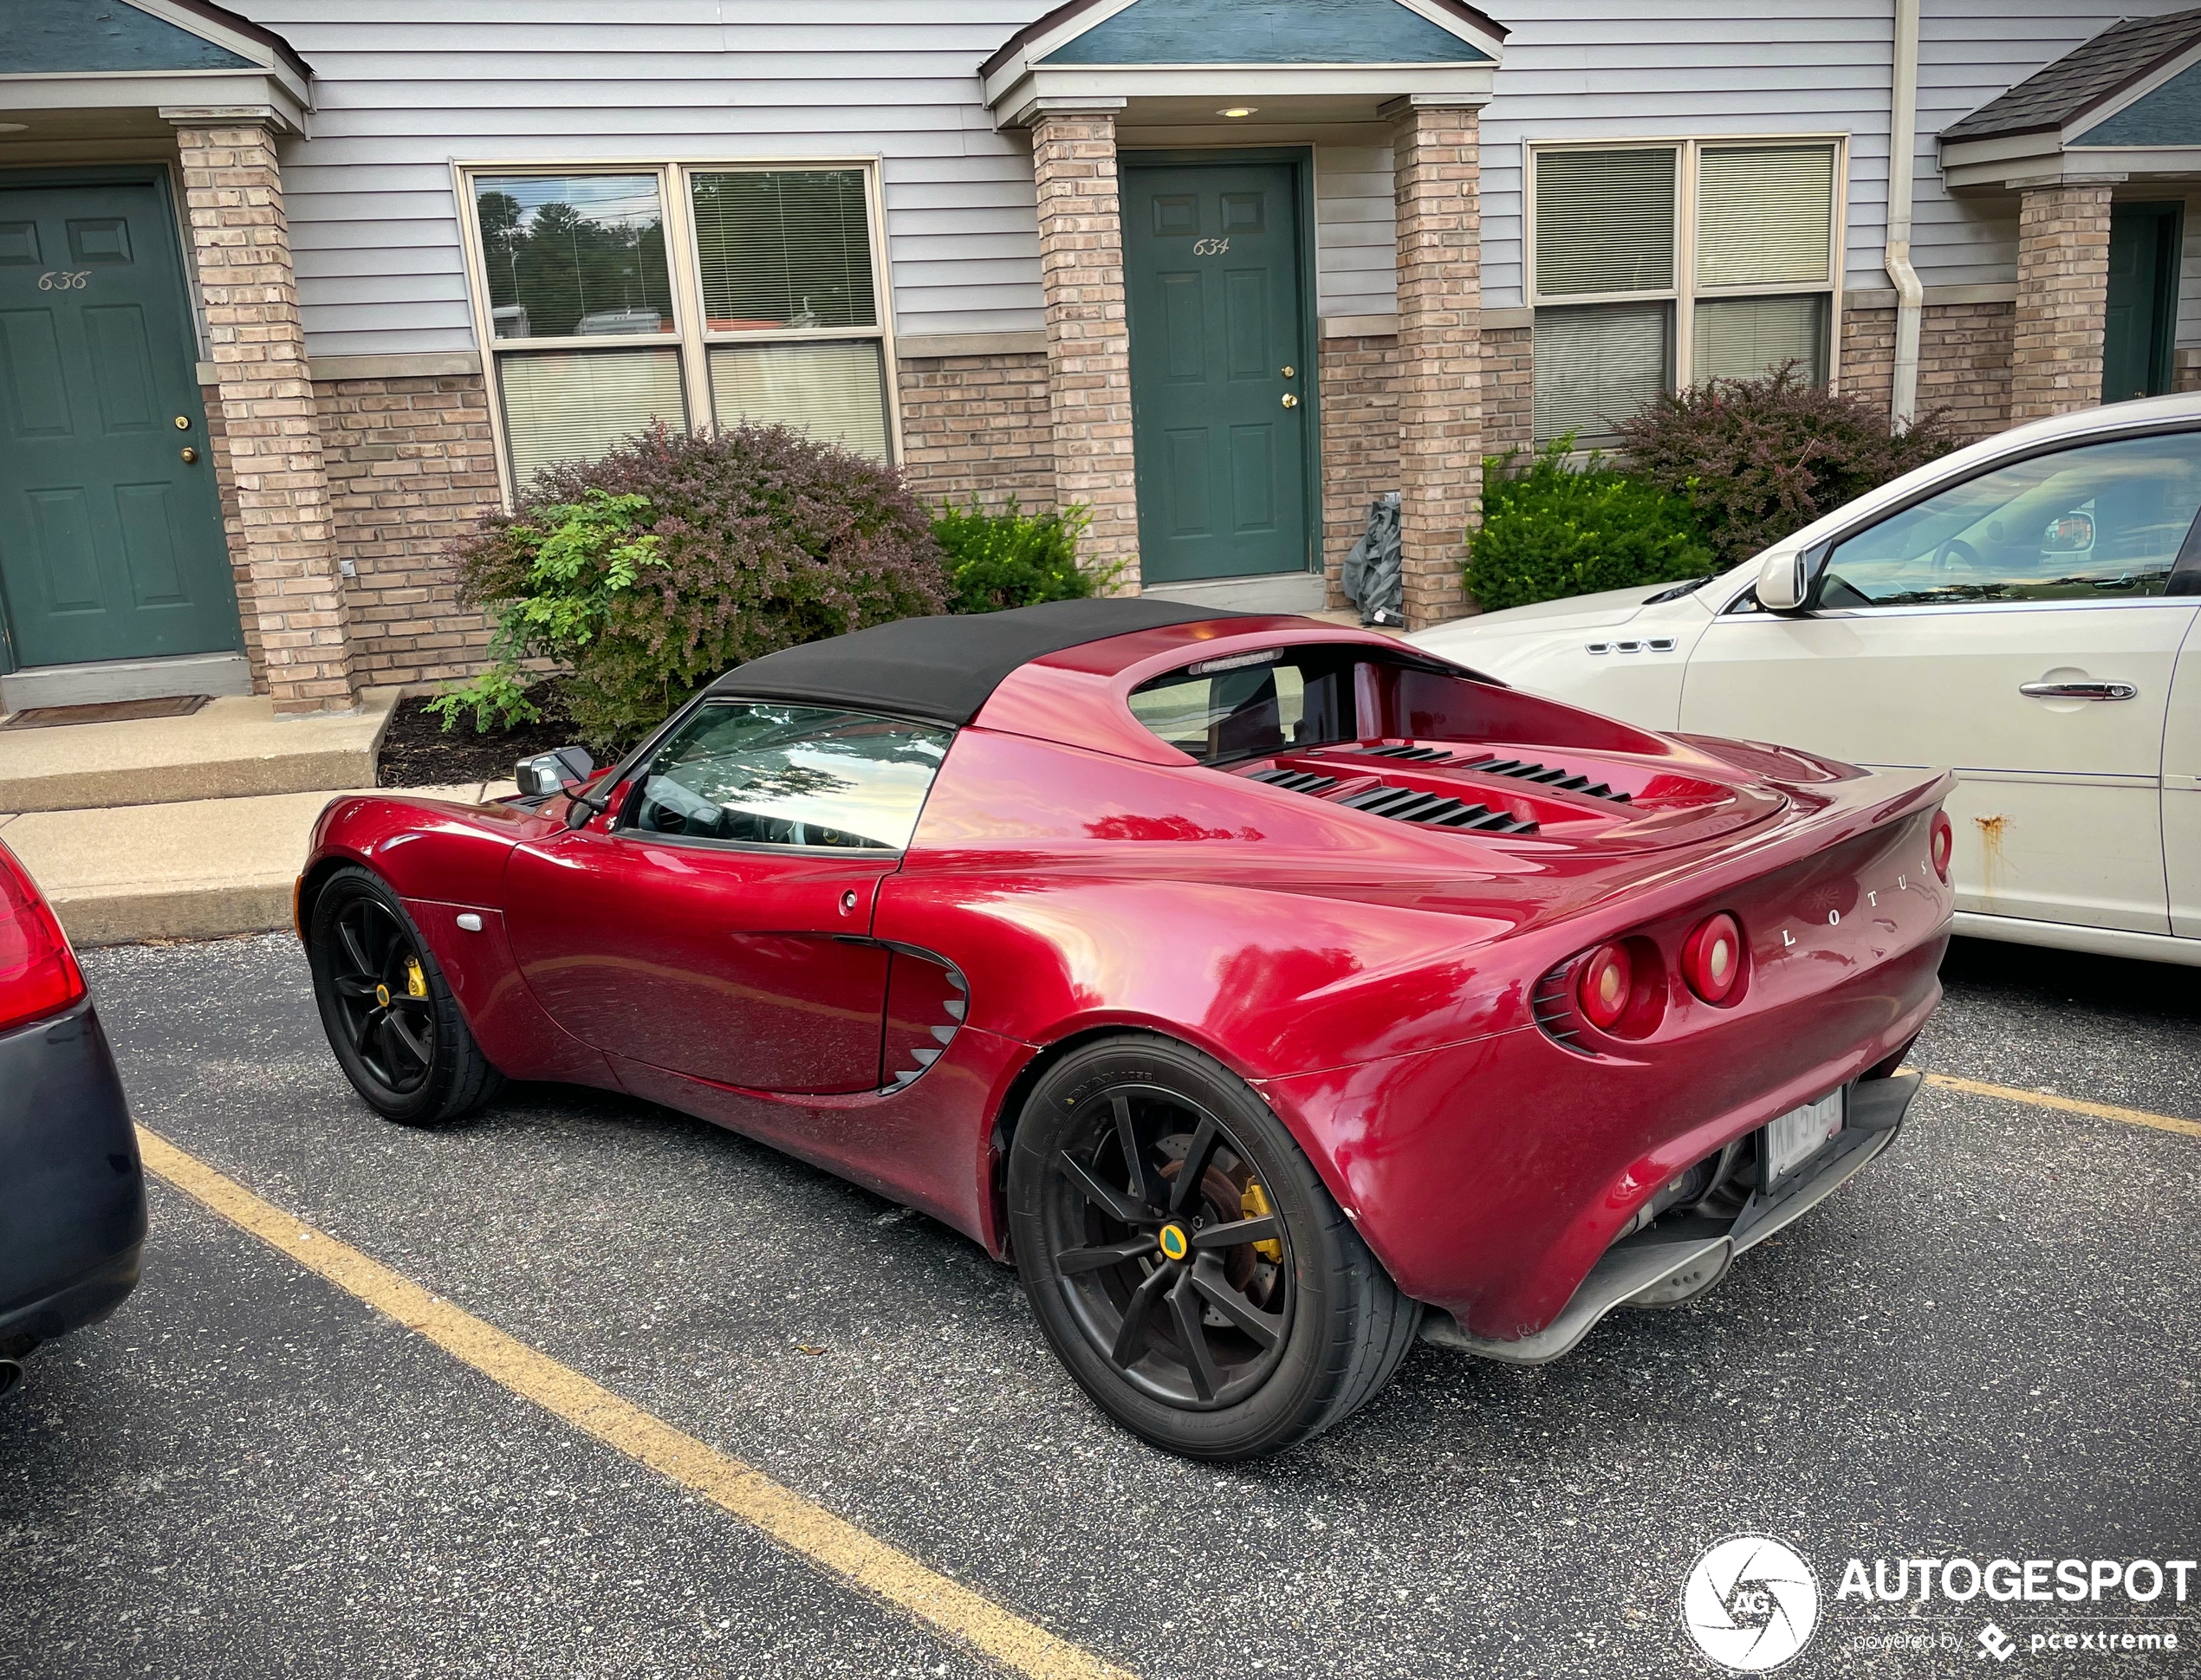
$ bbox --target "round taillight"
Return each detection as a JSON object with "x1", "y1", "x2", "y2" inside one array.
[
  {"x1": 1577, "y1": 942, "x2": 1633, "y2": 1031},
  {"x1": 1681, "y1": 911, "x2": 1743, "y2": 1004},
  {"x1": 1930, "y1": 810, "x2": 1953, "y2": 882}
]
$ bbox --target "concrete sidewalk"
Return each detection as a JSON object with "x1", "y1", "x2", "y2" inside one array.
[{"x1": 0, "y1": 783, "x2": 513, "y2": 946}]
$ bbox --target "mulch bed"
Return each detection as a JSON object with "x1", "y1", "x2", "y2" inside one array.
[{"x1": 376, "y1": 684, "x2": 589, "y2": 788}]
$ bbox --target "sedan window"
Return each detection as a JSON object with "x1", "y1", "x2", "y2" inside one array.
[
  {"x1": 1821, "y1": 431, "x2": 2201, "y2": 607},
  {"x1": 627, "y1": 703, "x2": 951, "y2": 849}
]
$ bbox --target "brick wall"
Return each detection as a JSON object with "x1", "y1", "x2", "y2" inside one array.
[
  {"x1": 1031, "y1": 112, "x2": 1139, "y2": 588},
  {"x1": 1316, "y1": 332, "x2": 1401, "y2": 607},
  {"x1": 1841, "y1": 301, "x2": 2014, "y2": 444},
  {"x1": 2011, "y1": 184, "x2": 2113, "y2": 424},
  {"x1": 317, "y1": 374, "x2": 502, "y2": 686},
  {"x1": 895, "y1": 351, "x2": 1056, "y2": 511},
  {"x1": 1482, "y1": 322, "x2": 1534, "y2": 461},
  {"x1": 175, "y1": 122, "x2": 354, "y2": 711},
  {"x1": 1391, "y1": 101, "x2": 1484, "y2": 629}
]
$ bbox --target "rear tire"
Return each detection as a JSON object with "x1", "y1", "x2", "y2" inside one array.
[
  {"x1": 1007, "y1": 1032, "x2": 1419, "y2": 1459},
  {"x1": 308, "y1": 866, "x2": 503, "y2": 1126}
]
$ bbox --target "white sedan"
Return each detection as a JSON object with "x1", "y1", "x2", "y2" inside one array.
[{"x1": 1412, "y1": 394, "x2": 2201, "y2": 968}]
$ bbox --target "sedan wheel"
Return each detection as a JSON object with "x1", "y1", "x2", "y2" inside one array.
[{"x1": 1009, "y1": 1033, "x2": 1419, "y2": 1459}]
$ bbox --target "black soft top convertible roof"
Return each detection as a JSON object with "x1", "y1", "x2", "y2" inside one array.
[{"x1": 704, "y1": 598, "x2": 1252, "y2": 726}]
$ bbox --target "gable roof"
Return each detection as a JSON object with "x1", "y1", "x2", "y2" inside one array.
[
  {"x1": 1941, "y1": 8, "x2": 2201, "y2": 145},
  {"x1": 0, "y1": 0, "x2": 311, "y2": 86},
  {"x1": 980, "y1": 0, "x2": 1504, "y2": 81}
]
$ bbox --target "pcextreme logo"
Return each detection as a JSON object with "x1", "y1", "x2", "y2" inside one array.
[{"x1": 1682, "y1": 1534, "x2": 1821, "y2": 1671}]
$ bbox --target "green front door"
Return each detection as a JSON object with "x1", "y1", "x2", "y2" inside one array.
[
  {"x1": 0, "y1": 175, "x2": 237, "y2": 671},
  {"x1": 2102, "y1": 201, "x2": 2180, "y2": 404},
  {"x1": 1123, "y1": 159, "x2": 1310, "y2": 584}
]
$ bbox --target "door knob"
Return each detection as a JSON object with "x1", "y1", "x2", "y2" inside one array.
[
  {"x1": 179, "y1": 446, "x2": 198, "y2": 464},
  {"x1": 2018, "y1": 679, "x2": 2135, "y2": 700},
  {"x1": 1281, "y1": 393, "x2": 1299, "y2": 409}
]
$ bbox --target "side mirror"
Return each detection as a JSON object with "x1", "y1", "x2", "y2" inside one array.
[
  {"x1": 2042, "y1": 510, "x2": 2094, "y2": 555},
  {"x1": 1756, "y1": 541, "x2": 1831, "y2": 613},
  {"x1": 515, "y1": 745, "x2": 594, "y2": 798}
]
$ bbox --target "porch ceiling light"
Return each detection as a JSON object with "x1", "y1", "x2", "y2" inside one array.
[
  {"x1": 0, "y1": 124, "x2": 28, "y2": 133},
  {"x1": 1217, "y1": 107, "x2": 1257, "y2": 118}
]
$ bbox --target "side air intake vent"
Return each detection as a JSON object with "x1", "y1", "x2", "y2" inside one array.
[
  {"x1": 1463, "y1": 756, "x2": 1633, "y2": 802},
  {"x1": 1338, "y1": 783, "x2": 1540, "y2": 834},
  {"x1": 1247, "y1": 767, "x2": 1341, "y2": 795},
  {"x1": 1358, "y1": 743, "x2": 1455, "y2": 762}
]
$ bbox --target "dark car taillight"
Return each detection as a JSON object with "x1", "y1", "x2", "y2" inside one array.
[
  {"x1": 1930, "y1": 810, "x2": 1953, "y2": 882},
  {"x1": 0, "y1": 840, "x2": 87, "y2": 1035},
  {"x1": 1680, "y1": 911, "x2": 1744, "y2": 1004}
]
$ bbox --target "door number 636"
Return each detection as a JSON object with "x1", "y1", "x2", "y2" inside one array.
[{"x1": 38, "y1": 271, "x2": 92, "y2": 290}]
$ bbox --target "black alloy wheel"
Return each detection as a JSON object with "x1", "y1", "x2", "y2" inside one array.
[
  {"x1": 1043, "y1": 1086, "x2": 1295, "y2": 1410},
  {"x1": 1009, "y1": 1033, "x2": 1421, "y2": 1459},
  {"x1": 308, "y1": 866, "x2": 503, "y2": 1126},
  {"x1": 326, "y1": 892, "x2": 437, "y2": 1095}
]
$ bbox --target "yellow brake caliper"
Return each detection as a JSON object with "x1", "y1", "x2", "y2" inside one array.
[
  {"x1": 405, "y1": 957, "x2": 428, "y2": 999},
  {"x1": 1239, "y1": 1180, "x2": 1283, "y2": 1262}
]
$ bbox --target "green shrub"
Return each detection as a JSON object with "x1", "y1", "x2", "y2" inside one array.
[
  {"x1": 932, "y1": 496, "x2": 1113, "y2": 613},
  {"x1": 442, "y1": 423, "x2": 948, "y2": 750},
  {"x1": 1613, "y1": 361, "x2": 1957, "y2": 568},
  {"x1": 1465, "y1": 438, "x2": 1716, "y2": 613}
]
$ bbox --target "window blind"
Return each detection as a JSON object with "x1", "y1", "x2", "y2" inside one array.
[
  {"x1": 689, "y1": 170, "x2": 878, "y2": 333},
  {"x1": 1535, "y1": 149, "x2": 1677, "y2": 298},
  {"x1": 497, "y1": 348, "x2": 686, "y2": 490},
  {"x1": 1533, "y1": 302, "x2": 1672, "y2": 442},
  {"x1": 1692, "y1": 295, "x2": 1828, "y2": 385},
  {"x1": 708, "y1": 341, "x2": 889, "y2": 461},
  {"x1": 1695, "y1": 146, "x2": 1835, "y2": 289}
]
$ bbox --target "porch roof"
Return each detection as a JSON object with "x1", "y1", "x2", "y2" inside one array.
[
  {"x1": 981, "y1": 0, "x2": 1504, "y2": 132},
  {"x1": 0, "y1": 0, "x2": 312, "y2": 140}
]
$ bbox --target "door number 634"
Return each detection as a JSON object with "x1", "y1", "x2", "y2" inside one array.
[
  {"x1": 38, "y1": 271, "x2": 92, "y2": 290},
  {"x1": 1192, "y1": 237, "x2": 1230, "y2": 256}
]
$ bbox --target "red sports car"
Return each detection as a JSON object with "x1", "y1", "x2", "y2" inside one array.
[{"x1": 300, "y1": 599, "x2": 1951, "y2": 1458}]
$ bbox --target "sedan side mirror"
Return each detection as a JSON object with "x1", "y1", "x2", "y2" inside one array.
[
  {"x1": 516, "y1": 745, "x2": 594, "y2": 798},
  {"x1": 1756, "y1": 541, "x2": 1832, "y2": 613}
]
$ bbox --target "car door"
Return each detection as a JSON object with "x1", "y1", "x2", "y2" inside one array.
[
  {"x1": 505, "y1": 700, "x2": 955, "y2": 1093},
  {"x1": 1681, "y1": 427, "x2": 2201, "y2": 935},
  {"x1": 2165, "y1": 611, "x2": 2201, "y2": 942}
]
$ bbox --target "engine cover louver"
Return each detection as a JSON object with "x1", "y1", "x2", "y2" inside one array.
[
  {"x1": 1247, "y1": 767, "x2": 1341, "y2": 795},
  {"x1": 1337, "y1": 782, "x2": 1540, "y2": 834},
  {"x1": 1462, "y1": 756, "x2": 1633, "y2": 802},
  {"x1": 1357, "y1": 743, "x2": 1455, "y2": 762}
]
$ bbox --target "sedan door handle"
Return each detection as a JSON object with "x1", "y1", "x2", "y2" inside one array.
[{"x1": 2019, "y1": 679, "x2": 2138, "y2": 701}]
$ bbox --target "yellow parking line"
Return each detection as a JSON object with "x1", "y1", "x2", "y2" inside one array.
[
  {"x1": 133, "y1": 1125, "x2": 1136, "y2": 1680},
  {"x1": 1919, "y1": 1073, "x2": 2201, "y2": 1139}
]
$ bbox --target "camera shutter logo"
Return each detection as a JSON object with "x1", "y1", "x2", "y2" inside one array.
[{"x1": 1682, "y1": 1534, "x2": 1821, "y2": 1671}]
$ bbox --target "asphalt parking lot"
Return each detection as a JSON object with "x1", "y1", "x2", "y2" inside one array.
[{"x1": 3, "y1": 934, "x2": 2195, "y2": 1679}]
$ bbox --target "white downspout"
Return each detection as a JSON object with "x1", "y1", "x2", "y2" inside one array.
[{"x1": 1885, "y1": 0, "x2": 1925, "y2": 428}]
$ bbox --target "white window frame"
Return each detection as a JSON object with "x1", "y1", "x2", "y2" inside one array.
[
  {"x1": 454, "y1": 156, "x2": 901, "y2": 505},
  {"x1": 1524, "y1": 134, "x2": 1850, "y2": 414}
]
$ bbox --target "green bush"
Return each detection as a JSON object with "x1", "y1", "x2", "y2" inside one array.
[
  {"x1": 1465, "y1": 438, "x2": 1716, "y2": 613},
  {"x1": 441, "y1": 423, "x2": 948, "y2": 750},
  {"x1": 932, "y1": 496, "x2": 1113, "y2": 613},
  {"x1": 1613, "y1": 361, "x2": 1957, "y2": 568}
]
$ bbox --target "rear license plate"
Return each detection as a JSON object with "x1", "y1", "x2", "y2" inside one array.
[{"x1": 1763, "y1": 1088, "x2": 1846, "y2": 1187}]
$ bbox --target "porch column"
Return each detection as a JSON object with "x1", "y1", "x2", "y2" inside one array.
[
  {"x1": 1387, "y1": 96, "x2": 1486, "y2": 632},
  {"x1": 2009, "y1": 182, "x2": 2114, "y2": 424},
  {"x1": 1029, "y1": 104, "x2": 1141, "y2": 590},
  {"x1": 172, "y1": 118, "x2": 356, "y2": 712}
]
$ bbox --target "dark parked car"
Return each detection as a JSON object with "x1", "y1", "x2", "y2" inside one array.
[{"x1": 0, "y1": 839, "x2": 143, "y2": 1400}]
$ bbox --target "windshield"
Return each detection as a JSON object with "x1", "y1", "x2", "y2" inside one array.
[{"x1": 1126, "y1": 646, "x2": 1374, "y2": 764}]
